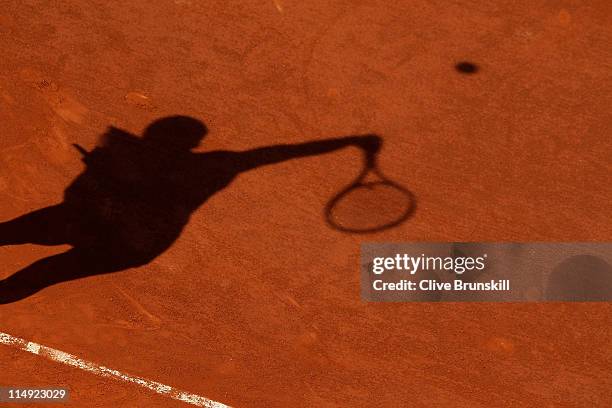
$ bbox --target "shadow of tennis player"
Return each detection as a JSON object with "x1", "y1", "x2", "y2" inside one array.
[{"x1": 0, "y1": 116, "x2": 386, "y2": 304}]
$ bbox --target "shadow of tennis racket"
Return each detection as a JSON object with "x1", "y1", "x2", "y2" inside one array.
[{"x1": 325, "y1": 141, "x2": 416, "y2": 233}]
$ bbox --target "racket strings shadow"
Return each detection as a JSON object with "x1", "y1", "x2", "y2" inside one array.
[{"x1": 325, "y1": 154, "x2": 416, "y2": 233}]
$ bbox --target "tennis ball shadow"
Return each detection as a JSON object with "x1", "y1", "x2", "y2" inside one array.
[{"x1": 455, "y1": 61, "x2": 479, "y2": 74}]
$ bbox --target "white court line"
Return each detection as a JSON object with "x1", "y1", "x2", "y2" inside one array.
[{"x1": 0, "y1": 331, "x2": 230, "y2": 408}]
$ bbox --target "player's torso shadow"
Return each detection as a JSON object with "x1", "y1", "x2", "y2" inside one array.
[{"x1": 63, "y1": 129, "x2": 233, "y2": 261}]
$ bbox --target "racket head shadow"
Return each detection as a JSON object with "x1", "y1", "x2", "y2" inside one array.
[{"x1": 324, "y1": 166, "x2": 416, "y2": 233}]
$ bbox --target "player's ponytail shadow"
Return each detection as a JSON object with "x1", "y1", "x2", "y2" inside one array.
[{"x1": 324, "y1": 151, "x2": 416, "y2": 234}]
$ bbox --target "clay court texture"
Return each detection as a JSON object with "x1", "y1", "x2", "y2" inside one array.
[{"x1": 1, "y1": 1, "x2": 611, "y2": 407}]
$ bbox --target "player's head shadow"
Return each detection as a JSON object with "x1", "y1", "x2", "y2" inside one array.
[{"x1": 142, "y1": 115, "x2": 208, "y2": 151}]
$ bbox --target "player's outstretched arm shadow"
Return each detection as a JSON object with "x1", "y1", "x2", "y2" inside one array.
[{"x1": 234, "y1": 134, "x2": 382, "y2": 172}]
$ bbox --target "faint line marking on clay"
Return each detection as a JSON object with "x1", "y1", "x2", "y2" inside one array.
[
  {"x1": 112, "y1": 283, "x2": 162, "y2": 326},
  {"x1": 0, "y1": 331, "x2": 230, "y2": 408},
  {"x1": 273, "y1": 0, "x2": 283, "y2": 13},
  {"x1": 125, "y1": 92, "x2": 156, "y2": 110}
]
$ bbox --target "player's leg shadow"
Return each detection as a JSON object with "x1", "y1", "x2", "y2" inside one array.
[{"x1": 0, "y1": 205, "x2": 151, "y2": 304}]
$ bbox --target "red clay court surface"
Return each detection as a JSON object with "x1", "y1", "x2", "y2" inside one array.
[{"x1": 1, "y1": 1, "x2": 611, "y2": 407}]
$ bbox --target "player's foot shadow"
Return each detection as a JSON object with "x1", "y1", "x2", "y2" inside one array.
[{"x1": 0, "y1": 116, "x2": 413, "y2": 304}]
